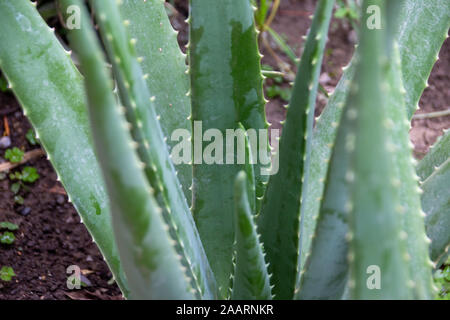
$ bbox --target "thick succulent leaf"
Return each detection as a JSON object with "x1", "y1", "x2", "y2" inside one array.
[
  {"x1": 189, "y1": 0, "x2": 267, "y2": 297},
  {"x1": 257, "y1": 0, "x2": 334, "y2": 300},
  {"x1": 421, "y1": 159, "x2": 450, "y2": 267},
  {"x1": 396, "y1": 0, "x2": 450, "y2": 117},
  {"x1": 0, "y1": 0, "x2": 129, "y2": 296},
  {"x1": 296, "y1": 86, "x2": 352, "y2": 300},
  {"x1": 299, "y1": 0, "x2": 450, "y2": 277},
  {"x1": 346, "y1": 0, "x2": 413, "y2": 299},
  {"x1": 383, "y1": 44, "x2": 434, "y2": 299},
  {"x1": 89, "y1": 0, "x2": 216, "y2": 299},
  {"x1": 298, "y1": 44, "x2": 434, "y2": 300},
  {"x1": 416, "y1": 129, "x2": 450, "y2": 181},
  {"x1": 231, "y1": 171, "x2": 272, "y2": 300},
  {"x1": 64, "y1": 0, "x2": 194, "y2": 299},
  {"x1": 119, "y1": 0, "x2": 192, "y2": 204}
]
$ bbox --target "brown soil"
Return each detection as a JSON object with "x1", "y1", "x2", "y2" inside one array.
[
  {"x1": 0, "y1": 0, "x2": 448, "y2": 300},
  {"x1": 259, "y1": 0, "x2": 450, "y2": 155},
  {"x1": 0, "y1": 92, "x2": 122, "y2": 300}
]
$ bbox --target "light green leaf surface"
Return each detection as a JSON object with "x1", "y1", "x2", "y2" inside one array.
[
  {"x1": 64, "y1": 0, "x2": 194, "y2": 299},
  {"x1": 0, "y1": 0, "x2": 128, "y2": 296},
  {"x1": 231, "y1": 171, "x2": 272, "y2": 300},
  {"x1": 90, "y1": 0, "x2": 216, "y2": 299},
  {"x1": 421, "y1": 159, "x2": 450, "y2": 267},
  {"x1": 189, "y1": 0, "x2": 267, "y2": 297},
  {"x1": 119, "y1": 0, "x2": 192, "y2": 204},
  {"x1": 299, "y1": 0, "x2": 450, "y2": 278},
  {"x1": 258, "y1": 0, "x2": 335, "y2": 299},
  {"x1": 417, "y1": 129, "x2": 450, "y2": 181}
]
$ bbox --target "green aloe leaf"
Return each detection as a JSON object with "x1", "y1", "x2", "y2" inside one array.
[
  {"x1": 382, "y1": 43, "x2": 434, "y2": 299},
  {"x1": 89, "y1": 0, "x2": 216, "y2": 299},
  {"x1": 346, "y1": 0, "x2": 413, "y2": 299},
  {"x1": 416, "y1": 129, "x2": 450, "y2": 181},
  {"x1": 189, "y1": 0, "x2": 267, "y2": 297},
  {"x1": 299, "y1": 43, "x2": 435, "y2": 300},
  {"x1": 299, "y1": 0, "x2": 450, "y2": 278},
  {"x1": 64, "y1": 0, "x2": 194, "y2": 299},
  {"x1": 231, "y1": 171, "x2": 272, "y2": 300},
  {"x1": 258, "y1": 0, "x2": 335, "y2": 300},
  {"x1": 296, "y1": 80, "x2": 353, "y2": 300},
  {"x1": 119, "y1": 0, "x2": 192, "y2": 204},
  {"x1": 396, "y1": 0, "x2": 450, "y2": 118},
  {"x1": 421, "y1": 158, "x2": 450, "y2": 268},
  {"x1": 0, "y1": 0, "x2": 128, "y2": 296}
]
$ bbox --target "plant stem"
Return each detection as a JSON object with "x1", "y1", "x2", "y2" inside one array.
[
  {"x1": 0, "y1": 149, "x2": 45, "y2": 172},
  {"x1": 412, "y1": 108, "x2": 450, "y2": 120}
]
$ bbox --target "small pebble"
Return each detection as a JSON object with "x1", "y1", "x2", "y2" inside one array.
[
  {"x1": 56, "y1": 195, "x2": 65, "y2": 205},
  {"x1": 80, "y1": 274, "x2": 92, "y2": 287},
  {"x1": 347, "y1": 29, "x2": 357, "y2": 44},
  {"x1": 0, "y1": 136, "x2": 11, "y2": 149},
  {"x1": 20, "y1": 206, "x2": 31, "y2": 216}
]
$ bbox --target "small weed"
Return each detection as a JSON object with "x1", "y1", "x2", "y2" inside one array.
[
  {"x1": 0, "y1": 266, "x2": 16, "y2": 282},
  {"x1": 10, "y1": 182, "x2": 21, "y2": 194},
  {"x1": 9, "y1": 166, "x2": 39, "y2": 184},
  {"x1": 266, "y1": 83, "x2": 292, "y2": 102},
  {"x1": 0, "y1": 231, "x2": 15, "y2": 244},
  {"x1": 25, "y1": 129, "x2": 38, "y2": 146},
  {"x1": 4, "y1": 147, "x2": 24, "y2": 163},
  {"x1": 0, "y1": 221, "x2": 19, "y2": 231},
  {"x1": 14, "y1": 195, "x2": 24, "y2": 205},
  {"x1": 334, "y1": 0, "x2": 359, "y2": 30}
]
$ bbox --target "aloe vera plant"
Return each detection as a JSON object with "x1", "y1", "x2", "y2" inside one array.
[{"x1": 0, "y1": 0, "x2": 448, "y2": 300}]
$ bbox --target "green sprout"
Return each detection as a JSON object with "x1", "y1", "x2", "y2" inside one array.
[
  {"x1": 9, "y1": 166, "x2": 39, "y2": 184},
  {"x1": 0, "y1": 231, "x2": 15, "y2": 244},
  {"x1": 25, "y1": 129, "x2": 38, "y2": 145},
  {"x1": 20, "y1": 166, "x2": 39, "y2": 183},
  {"x1": 4, "y1": 147, "x2": 24, "y2": 163},
  {"x1": 0, "y1": 221, "x2": 19, "y2": 231},
  {"x1": 14, "y1": 195, "x2": 24, "y2": 205},
  {"x1": 10, "y1": 182, "x2": 21, "y2": 194},
  {"x1": 0, "y1": 266, "x2": 16, "y2": 282},
  {"x1": 266, "y1": 83, "x2": 292, "y2": 102}
]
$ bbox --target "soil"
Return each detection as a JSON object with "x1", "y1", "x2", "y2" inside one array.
[
  {"x1": 0, "y1": 0, "x2": 448, "y2": 299},
  {"x1": 0, "y1": 91, "x2": 122, "y2": 300}
]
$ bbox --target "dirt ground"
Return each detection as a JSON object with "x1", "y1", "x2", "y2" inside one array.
[{"x1": 0, "y1": 0, "x2": 448, "y2": 300}]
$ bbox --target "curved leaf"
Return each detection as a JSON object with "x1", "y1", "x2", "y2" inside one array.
[
  {"x1": 64, "y1": 0, "x2": 194, "y2": 299},
  {"x1": 89, "y1": 0, "x2": 217, "y2": 299},
  {"x1": 299, "y1": 0, "x2": 450, "y2": 278},
  {"x1": 189, "y1": 0, "x2": 267, "y2": 297},
  {"x1": 119, "y1": 0, "x2": 192, "y2": 204},
  {"x1": 422, "y1": 159, "x2": 450, "y2": 267},
  {"x1": 416, "y1": 129, "x2": 450, "y2": 181},
  {"x1": 231, "y1": 171, "x2": 272, "y2": 300},
  {"x1": 0, "y1": 0, "x2": 129, "y2": 296},
  {"x1": 346, "y1": 0, "x2": 412, "y2": 299},
  {"x1": 258, "y1": 0, "x2": 335, "y2": 299}
]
